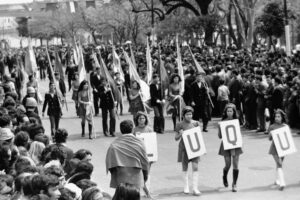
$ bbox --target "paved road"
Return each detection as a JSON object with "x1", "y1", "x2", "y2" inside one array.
[{"x1": 37, "y1": 80, "x2": 300, "y2": 200}]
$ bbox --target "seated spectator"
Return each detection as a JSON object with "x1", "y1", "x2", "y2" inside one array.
[{"x1": 112, "y1": 183, "x2": 140, "y2": 200}]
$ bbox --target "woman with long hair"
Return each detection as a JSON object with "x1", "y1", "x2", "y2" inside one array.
[
  {"x1": 128, "y1": 81, "x2": 144, "y2": 118},
  {"x1": 168, "y1": 74, "x2": 185, "y2": 130},
  {"x1": 267, "y1": 109, "x2": 288, "y2": 191},
  {"x1": 42, "y1": 82, "x2": 62, "y2": 139},
  {"x1": 71, "y1": 73, "x2": 80, "y2": 116},
  {"x1": 218, "y1": 103, "x2": 243, "y2": 192},
  {"x1": 28, "y1": 141, "x2": 45, "y2": 165},
  {"x1": 78, "y1": 80, "x2": 94, "y2": 139},
  {"x1": 112, "y1": 183, "x2": 140, "y2": 200}
]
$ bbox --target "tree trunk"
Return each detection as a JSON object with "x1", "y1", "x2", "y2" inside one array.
[
  {"x1": 244, "y1": 0, "x2": 256, "y2": 52},
  {"x1": 227, "y1": 1, "x2": 238, "y2": 47},
  {"x1": 40, "y1": 38, "x2": 43, "y2": 46},
  {"x1": 204, "y1": 26, "x2": 214, "y2": 46},
  {"x1": 92, "y1": 31, "x2": 98, "y2": 45}
]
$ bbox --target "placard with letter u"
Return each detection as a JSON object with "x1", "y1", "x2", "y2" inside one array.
[
  {"x1": 271, "y1": 126, "x2": 297, "y2": 157},
  {"x1": 219, "y1": 119, "x2": 243, "y2": 150},
  {"x1": 182, "y1": 126, "x2": 206, "y2": 160}
]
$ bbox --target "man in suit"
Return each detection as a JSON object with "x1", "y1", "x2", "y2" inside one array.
[
  {"x1": 190, "y1": 72, "x2": 212, "y2": 132},
  {"x1": 90, "y1": 66, "x2": 102, "y2": 116},
  {"x1": 150, "y1": 74, "x2": 165, "y2": 134},
  {"x1": 99, "y1": 78, "x2": 116, "y2": 137}
]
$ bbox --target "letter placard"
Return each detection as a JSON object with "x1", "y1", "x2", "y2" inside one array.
[
  {"x1": 219, "y1": 119, "x2": 242, "y2": 150},
  {"x1": 182, "y1": 127, "x2": 206, "y2": 160},
  {"x1": 271, "y1": 126, "x2": 297, "y2": 157},
  {"x1": 136, "y1": 132, "x2": 158, "y2": 162}
]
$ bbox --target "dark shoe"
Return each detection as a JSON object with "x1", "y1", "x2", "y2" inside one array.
[
  {"x1": 103, "y1": 132, "x2": 108, "y2": 137},
  {"x1": 110, "y1": 133, "x2": 116, "y2": 137},
  {"x1": 203, "y1": 129, "x2": 208, "y2": 132},
  {"x1": 256, "y1": 129, "x2": 265, "y2": 133},
  {"x1": 223, "y1": 169, "x2": 229, "y2": 187},
  {"x1": 279, "y1": 186, "x2": 285, "y2": 191}
]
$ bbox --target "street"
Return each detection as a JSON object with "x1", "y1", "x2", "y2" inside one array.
[{"x1": 38, "y1": 80, "x2": 300, "y2": 200}]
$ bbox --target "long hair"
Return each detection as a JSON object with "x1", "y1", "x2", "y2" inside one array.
[
  {"x1": 222, "y1": 103, "x2": 238, "y2": 120},
  {"x1": 273, "y1": 109, "x2": 286, "y2": 124},
  {"x1": 78, "y1": 80, "x2": 89, "y2": 93},
  {"x1": 28, "y1": 141, "x2": 45, "y2": 165}
]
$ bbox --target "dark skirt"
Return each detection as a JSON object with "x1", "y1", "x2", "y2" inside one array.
[
  {"x1": 268, "y1": 142, "x2": 278, "y2": 156},
  {"x1": 218, "y1": 142, "x2": 243, "y2": 157},
  {"x1": 78, "y1": 104, "x2": 86, "y2": 117},
  {"x1": 72, "y1": 91, "x2": 78, "y2": 101},
  {"x1": 177, "y1": 140, "x2": 200, "y2": 163}
]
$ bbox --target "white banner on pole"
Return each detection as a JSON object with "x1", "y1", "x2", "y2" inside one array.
[
  {"x1": 136, "y1": 132, "x2": 158, "y2": 162},
  {"x1": 182, "y1": 127, "x2": 206, "y2": 160},
  {"x1": 271, "y1": 126, "x2": 297, "y2": 157},
  {"x1": 219, "y1": 119, "x2": 243, "y2": 150}
]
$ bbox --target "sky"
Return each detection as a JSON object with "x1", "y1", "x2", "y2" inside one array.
[{"x1": 0, "y1": 0, "x2": 34, "y2": 5}]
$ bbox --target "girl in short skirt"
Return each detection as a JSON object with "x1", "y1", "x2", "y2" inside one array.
[
  {"x1": 218, "y1": 103, "x2": 243, "y2": 192},
  {"x1": 175, "y1": 106, "x2": 201, "y2": 196},
  {"x1": 267, "y1": 109, "x2": 287, "y2": 191}
]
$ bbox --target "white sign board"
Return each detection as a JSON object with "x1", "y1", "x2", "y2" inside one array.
[
  {"x1": 219, "y1": 119, "x2": 243, "y2": 150},
  {"x1": 182, "y1": 127, "x2": 206, "y2": 160},
  {"x1": 136, "y1": 132, "x2": 158, "y2": 162},
  {"x1": 271, "y1": 126, "x2": 297, "y2": 157}
]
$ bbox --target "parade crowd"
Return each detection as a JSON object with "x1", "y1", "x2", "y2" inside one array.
[{"x1": 0, "y1": 42, "x2": 299, "y2": 200}]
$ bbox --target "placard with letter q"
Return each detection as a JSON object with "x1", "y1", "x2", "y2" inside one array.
[
  {"x1": 136, "y1": 132, "x2": 158, "y2": 162},
  {"x1": 271, "y1": 126, "x2": 297, "y2": 157},
  {"x1": 182, "y1": 126, "x2": 206, "y2": 160},
  {"x1": 219, "y1": 119, "x2": 243, "y2": 150}
]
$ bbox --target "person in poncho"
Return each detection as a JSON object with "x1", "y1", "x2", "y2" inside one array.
[{"x1": 106, "y1": 120, "x2": 149, "y2": 189}]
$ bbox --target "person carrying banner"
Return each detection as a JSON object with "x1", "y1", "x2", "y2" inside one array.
[
  {"x1": 129, "y1": 81, "x2": 145, "y2": 119},
  {"x1": 168, "y1": 74, "x2": 185, "y2": 131},
  {"x1": 218, "y1": 103, "x2": 243, "y2": 192},
  {"x1": 190, "y1": 71, "x2": 212, "y2": 132},
  {"x1": 133, "y1": 111, "x2": 153, "y2": 198},
  {"x1": 175, "y1": 106, "x2": 201, "y2": 196},
  {"x1": 114, "y1": 72, "x2": 124, "y2": 116},
  {"x1": 42, "y1": 82, "x2": 62, "y2": 140},
  {"x1": 99, "y1": 78, "x2": 116, "y2": 137},
  {"x1": 150, "y1": 74, "x2": 165, "y2": 134},
  {"x1": 106, "y1": 120, "x2": 149, "y2": 189},
  {"x1": 71, "y1": 73, "x2": 80, "y2": 116},
  {"x1": 267, "y1": 109, "x2": 288, "y2": 191},
  {"x1": 78, "y1": 80, "x2": 94, "y2": 139}
]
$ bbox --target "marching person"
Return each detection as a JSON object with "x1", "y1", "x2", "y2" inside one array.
[
  {"x1": 106, "y1": 120, "x2": 149, "y2": 189},
  {"x1": 129, "y1": 80, "x2": 145, "y2": 119},
  {"x1": 78, "y1": 80, "x2": 94, "y2": 139},
  {"x1": 99, "y1": 78, "x2": 116, "y2": 137},
  {"x1": 133, "y1": 111, "x2": 153, "y2": 198},
  {"x1": 168, "y1": 74, "x2": 184, "y2": 131},
  {"x1": 190, "y1": 71, "x2": 212, "y2": 132},
  {"x1": 115, "y1": 72, "x2": 124, "y2": 115},
  {"x1": 90, "y1": 66, "x2": 102, "y2": 116},
  {"x1": 175, "y1": 106, "x2": 201, "y2": 196},
  {"x1": 267, "y1": 109, "x2": 287, "y2": 191},
  {"x1": 218, "y1": 103, "x2": 243, "y2": 192},
  {"x1": 71, "y1": 72, "x2": 80, "y2": 116},
  {"x1": 42, "y1": 82, "x2": 62, "y2": 139},
  {"x1": 150, "y1": 74, "x2": 165, "y2": 134}
]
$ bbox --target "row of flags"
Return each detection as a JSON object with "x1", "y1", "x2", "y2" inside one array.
[{"x1": 24, "y1": 36, "x2": 205, "y2": 106}]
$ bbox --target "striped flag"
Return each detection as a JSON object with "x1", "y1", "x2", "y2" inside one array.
[
  {"x1": 187, "y1": 45, "x2": 206, "y2": 75},
  {"x1": 77, "y1": 45, "x2": 87, "y2": 83},
  {"x1": 176, "y1": 34, "x2": 185, "y2": 94},
  {"x1": 158, "y1": 47, "x2": 169, "y2": 96},
  {"x1": 71, "y1": 36, "x2": 79, "y2": 65},
  {"x1": 112, "y1": 46, "x2": 124, "y2": 82},
  {"x1": 146, "y1": 37, "x2": 153, "y2": 84},
  {"x1": 55, "y1": 50, "x2": 65, "y2": 80},
  {"x1": 123, "y1": 49, "x2": 150, "y2": 102},
  {"x1": 129, "y1": 43, "x2": 137, "y2": 68},
  {"x1": 97, "y1": 53, "x2": 122, "y2": 104},
  {"x1": 24, "y1": 39, "x2": 38, "y2": 75}
]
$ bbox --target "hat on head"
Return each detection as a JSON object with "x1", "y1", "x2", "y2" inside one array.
[
  {"x1": 26, "y1": 97, "x2": 37, "y2": 108},
  {"x1": 0, "y1": 128, "x2": 14, "y2": 141},
  {"x1": 27, "y1": 87, "x2": 36, "y2": 94}
]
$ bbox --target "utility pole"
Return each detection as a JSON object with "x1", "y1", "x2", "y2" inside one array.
[{"x1": 283, "y1": 0, "x2": 291, "y2": 56}]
